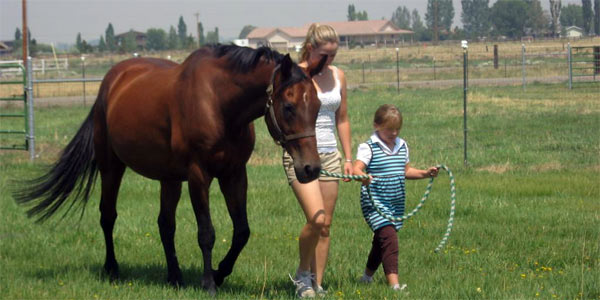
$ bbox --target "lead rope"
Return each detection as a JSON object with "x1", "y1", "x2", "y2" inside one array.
[{"x1": 320, "y1": 164, "x2": 456, "y2": 252}]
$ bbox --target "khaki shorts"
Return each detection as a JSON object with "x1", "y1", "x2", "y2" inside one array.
[{"x1": 282, "y1": 150, "x2": 342, "y2": 184}]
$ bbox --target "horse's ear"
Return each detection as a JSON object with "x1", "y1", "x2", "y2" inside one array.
[
  {"x1": 280, "y1": 54, "x2": 293, "y2": 80},
  {"x1": 307, "y1": 55, "x2": 328, "y2": 78}
]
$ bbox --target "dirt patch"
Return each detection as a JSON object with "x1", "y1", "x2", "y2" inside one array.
[{"x1": 476, "y1": 162, "x2": 512, "y2": 173}]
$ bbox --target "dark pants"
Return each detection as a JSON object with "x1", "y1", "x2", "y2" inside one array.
[{"x1": 366, "y1": 225, "x2": 398, "y2": 275}]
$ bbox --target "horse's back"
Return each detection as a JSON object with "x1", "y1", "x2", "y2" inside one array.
[{"x1": 98, "y1": 58, "x2": 187, "y2": 180}]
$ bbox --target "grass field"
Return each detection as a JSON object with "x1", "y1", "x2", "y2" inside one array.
[{"x1": 0, "y1": 83, "x2": 598, "y2": 299}]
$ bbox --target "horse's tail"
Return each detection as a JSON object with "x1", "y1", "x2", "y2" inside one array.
[{"x1": 13, "y1": 104, "x2": 99, "y2": 223}]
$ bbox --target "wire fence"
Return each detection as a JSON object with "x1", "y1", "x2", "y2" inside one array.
[{"x1": 0, "y1": 39, "x2": 598, "y2": 104}]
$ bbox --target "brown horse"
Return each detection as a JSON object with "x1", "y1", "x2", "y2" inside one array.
[{"x1": 14, "y1": 44, "x2": 326, "y2": 294}]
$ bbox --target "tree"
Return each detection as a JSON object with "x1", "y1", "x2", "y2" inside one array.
[
  {"x1": 14, "y1": 28, "x2": 21, "y2": 41},
  {"x1": 198, "y1": 22, "x2": 205, "y2": 46},
  {"x1": 238, "y1": 25, "x2": 256, "y2": 39},
  {"x1": 392, "y1": 6, "x2": 411, "y2": 29},
  {"x1": 76, "y1": 32, "x2": 83, "y2": 52},
  {"x1": 560, "y1": 4, "x2": 584, "y2": 28},
  {"x1": 356, "y1": 10, "x2": 368, "y2": 20},
  {"x1": 490, "y1": 0, "x2": 529, "y2": 38},
  {"x1": 146, "y1": 28, "x2": 167, "y2": 51},
  {"x1": 550, "y1": 0, "x2": 562, "y2": 37},
  {"x1": 347, "y1": 4, "x2": 368, "y2": 21},
  {"x1": 525, "y1": 0, "x2": 548, "y2": 36},
  {"x1": 105, "y1": 23, "x2": 116, "y2": 52},
  {"x1": 595, "y1": 0, "x2": 599, "y2": 35},
  {"x1": 582, "y1": 0, "x2": 593, "y2": 34},
  {"x1": 98, "y1": 36, "x2": 107, "y2": 52},
  {"x1": 168, "y1": 26, "x2": 179, "y2": 50},
  {"x1": 426, "y1": 0, "x2": 454, "y2": 41},
  {"x1": 461, "y1": 0, "x2": 491, "y2": 38},
  {"x1": 177, "y1": 16, "x2": 187, "y2": 49},
  {"x1": 347, "y1": 4, "x2": 356, "y2": 21},
  {"x1": 206, "y1": 27, "x2": 219, "y2": 44},
  {"x1": 120, "y1": 30, "x2": 137, "y2": 53}
]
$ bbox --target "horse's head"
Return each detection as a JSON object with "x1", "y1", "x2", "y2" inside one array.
[{"x1": 264, "y1": 54, "x2": 327, "y2": 183}]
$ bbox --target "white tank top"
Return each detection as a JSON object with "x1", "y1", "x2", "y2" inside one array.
[{"x1": 315, "y1": 66, "x2": 341, "y2": 153}]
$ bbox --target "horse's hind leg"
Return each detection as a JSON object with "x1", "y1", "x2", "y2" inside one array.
[
  {"x1": 157, "y1": 180, "x2": 183, "y2": 286},
  {"x1": 99, "y1": 162, "x2": 126, "y2": 280},
  {"x1": 213, "y1": 166, "x2": 250, "y2": 286},
  {"x1": 188, "y1": 165, "x2": 216, "y2": 295}
]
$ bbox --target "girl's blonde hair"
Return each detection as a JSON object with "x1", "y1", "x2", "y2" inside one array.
[
  {"x1": 374, "y1": 104, "x2": 403, "y2": 129},
  {"x1": 300, "y1": 23, "x2": 339, "y2": 62}
]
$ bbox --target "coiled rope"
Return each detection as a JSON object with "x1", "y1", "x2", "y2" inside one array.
[{"x1": 320, "y1": 164, "x2": 456, "y2": 252}]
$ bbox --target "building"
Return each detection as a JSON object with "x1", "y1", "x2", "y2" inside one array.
[
  {"x1": 0, "y1": 41, "x2": 15, "y2": 55},
  {"x1": 247, "y1": 20, "x2": 413, "y2": 50},
  {"x1": 564, "y1": 26, "x2": 584, "y2": 38},
  {"x1": 115, "y1": 31, "x2": 147, "y2": 49}
]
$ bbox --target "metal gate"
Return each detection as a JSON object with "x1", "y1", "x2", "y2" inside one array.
[
  {"x1": 0, "y1": 63, "x2": 29, "y2": 150},
  {"x1": 568, "y1": 45, "x2": 600, "y2": 89}
]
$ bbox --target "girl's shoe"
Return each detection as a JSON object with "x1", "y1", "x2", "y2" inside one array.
[
  {"x1": 391, "y1": 283, "x2": 408, "y2": 291},
  {"x1": 314, "y1": 285, "x2": 327, "y2": 297},
  {"x1": 359, "y1": 274, "x2": 373, "y2": 283},
  {"x1": 289, "y1": 272, "x2": 316, "y2": 298}
]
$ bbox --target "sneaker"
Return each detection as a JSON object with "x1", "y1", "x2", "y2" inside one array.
[
  {"x1": 289, "y1": 271, "x2": 316, "y2": 298},
  {"x1": 359, "y1": 274, "x2": 373, "y2": 284},
  {"x1": 314, "y1": 285, "x2": 327, "y2": 297},
  {"x1": 391, "y1": 283, "x2": 408, "y2": 291}
]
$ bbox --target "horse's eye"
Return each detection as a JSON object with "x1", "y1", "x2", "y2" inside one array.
[{"x1": 283, "y1": 103, "x2": 296, "y2": 120}]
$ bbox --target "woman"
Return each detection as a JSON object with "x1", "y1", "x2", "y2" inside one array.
[{"x1": 284, "y1": 23, "x2": 352, "y2": 298}]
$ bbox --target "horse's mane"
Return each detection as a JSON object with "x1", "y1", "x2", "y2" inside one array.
[
  {"x1": 183, "y1": 44, "x2": 307, "y2": 88},
  {"x1": 211, "y1": 44, "x2": 282, "y2": 73}
]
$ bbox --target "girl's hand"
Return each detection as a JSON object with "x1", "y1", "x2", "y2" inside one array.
[
  {"x1": 360, "y1": 174, "x2": 373, "y2": 186},
  {"x1": 427, "y1": 167, "x2": 439, "y2": 178},
  {"x1": 342, "y1": 161, "x2": 353, "y2": 182}
]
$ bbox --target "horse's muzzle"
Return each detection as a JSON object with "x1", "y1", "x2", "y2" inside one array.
[{"x1": 295, "y1": 163, "x2": 321, "y2": 183}]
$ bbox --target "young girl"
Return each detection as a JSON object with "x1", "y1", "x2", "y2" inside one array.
[{"x1": 353, "y1": 104, "x2": 438, "y2": 291}]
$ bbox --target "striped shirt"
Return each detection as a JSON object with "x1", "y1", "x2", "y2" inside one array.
[{"x1": 358, "y1": 136, "x2": 409, "y2": 231}]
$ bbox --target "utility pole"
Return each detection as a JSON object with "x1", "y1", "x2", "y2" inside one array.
[
  {"x1": 433, "y1": 0, "x2": 439, "y2": 45},
  {"x1": 22, "y1": 0, "x2": 28, "y2": 61},
  {"x1": 194, "y1": 12, "x2": 200, "y2": 48}
]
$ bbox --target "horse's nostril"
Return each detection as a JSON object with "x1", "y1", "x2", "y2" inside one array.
[{"x1": 304, "y1": 164, "x2": 321, "y2": 178}]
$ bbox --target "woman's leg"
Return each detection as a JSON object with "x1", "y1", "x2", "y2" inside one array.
[
  {"x1": 311, "y1": 180, "x2": 339, "y2": 287},
  {"x1": 291, "y1": 179, "x2": 327, "y2": 272}
]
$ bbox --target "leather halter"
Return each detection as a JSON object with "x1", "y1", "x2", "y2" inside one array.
[{"x1": 265, "y1": 64, "x2": 316, "y2": 146}]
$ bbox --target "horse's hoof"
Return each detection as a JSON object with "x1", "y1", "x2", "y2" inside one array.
[
  {"x1": 202, "y1": 278, "x2": 217, "y2": 296},
  {"x1": 167, "y1": 269, "x2": 184, "y2": 288},
  {"x1": 104, "y1": 262, "x2": 119, "y2": 281},
  {"x1": 213, "y1": 269, "x2": 224, "y2": 286}
]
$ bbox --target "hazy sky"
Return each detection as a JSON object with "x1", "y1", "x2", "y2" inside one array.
[{"x1": 1, "y1": 0, "x2": 580, "y2": 45}]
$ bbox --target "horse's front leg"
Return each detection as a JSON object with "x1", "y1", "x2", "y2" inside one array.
[
  {"x1": 214, "y1": 166, "x2": 251, "y2": 286},
  {"x1": 188, "y1": 164, "x2": 216, "y2": 295}
]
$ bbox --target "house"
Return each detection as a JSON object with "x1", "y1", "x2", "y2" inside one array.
[
  {"x1": 115, "y1": 31, "x2": 147, "y2": 49},
  {"x1": 0, "y1": 41, "x2": 14, "y2": 55},
  {"x1": 564, "y1": 26, "x2": 584, "y2": 38},
  {"x1": 247, "y1": 20, "x2": 414, "y2": 50},
  {"x1": 233, "y1": 39, "x2": 249, "y2": 47}
]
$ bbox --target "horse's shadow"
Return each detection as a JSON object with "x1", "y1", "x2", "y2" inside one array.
[
  {"x1": 94, "y1": 263, "x2": 295, "y2": 297},
  {"x1": 28, "y1": 262, "x2": 296, "y2": 297}
]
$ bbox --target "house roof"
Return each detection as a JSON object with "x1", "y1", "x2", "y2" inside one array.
[
  {"x1": 315, "y1": 20, "x2": 413, "y2": 36},
  {"x1": 247, "y1": 20, "x2": 413, "y2": 39},
  {"x1": 115, "y1": 31, "x2": 147, "y2": 38},
  {"x1": 565, "y1": 26, "x2": 583, "y2": 32},
  {"x1": 0, "y1": 41, "x2": 9, "y2": 50}
]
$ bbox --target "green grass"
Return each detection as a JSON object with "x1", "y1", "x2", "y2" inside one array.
[{"x1": 1, "y1": 83, "x2": 599, "y2": 299}]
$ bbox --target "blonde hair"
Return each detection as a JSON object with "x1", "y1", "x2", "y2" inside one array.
[
  {"x1": 374, "y1": 104, "x2": 403, "y2": 129},
  {"x1": 300, "y1": 23, "x2": 339, "y2": 62}
]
